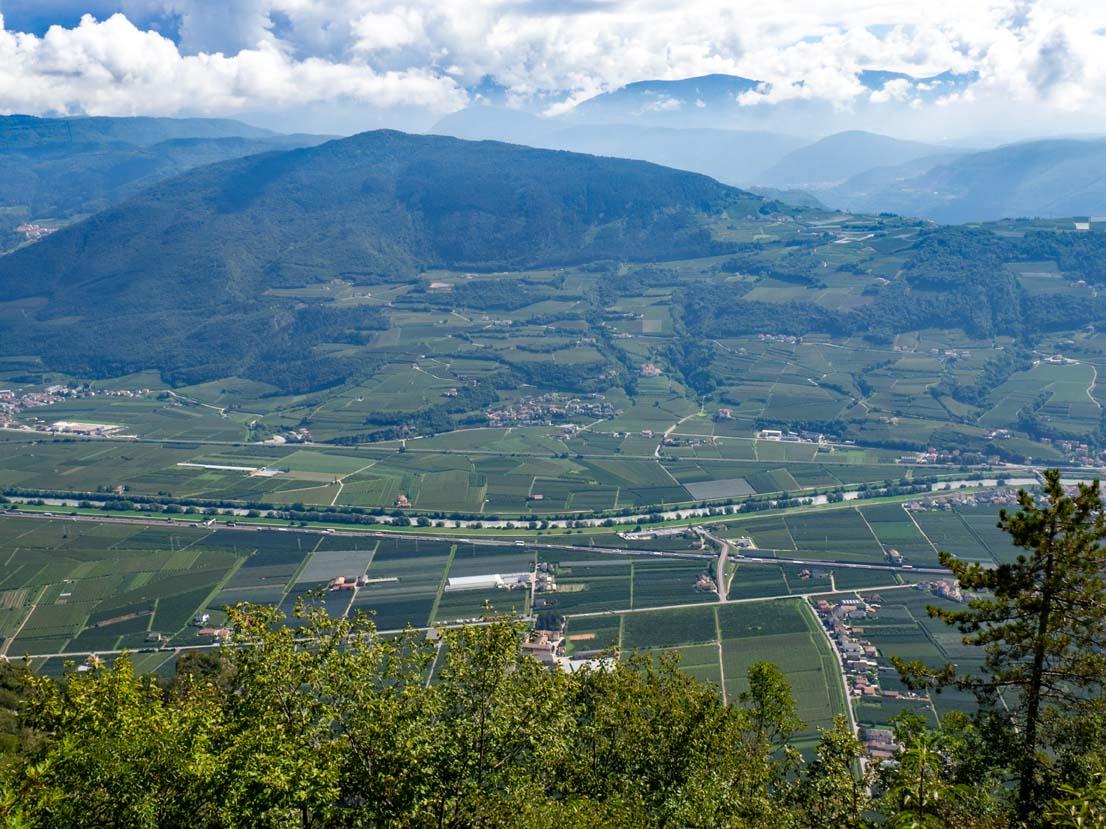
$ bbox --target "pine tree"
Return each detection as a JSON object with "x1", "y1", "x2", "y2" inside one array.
[{"x1": 896, "y1": 470, "x2": 1106, "y2": 819}]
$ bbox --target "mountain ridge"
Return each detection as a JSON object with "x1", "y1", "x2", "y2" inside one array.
[
  {"x1": 0, "y1": 114, "x2": 329, "y2": 252},
  {"x1": 0, "y1": 114, "x2": 277, "y2": 148},
  {"x1": 823, "y1": 137, "x2": 1106, "y2": 222},
  {"x1": 0, "y1": 129, "x2": 766, "y2": 389},
  {"x1": 755, "y1": 130, "x2": 954, "y2": 189}
]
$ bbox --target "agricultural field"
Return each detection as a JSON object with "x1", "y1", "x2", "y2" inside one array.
[
  {"x1": 0, "y1": 516, "x2": 257, "y2": 656},
  {"x1": 562, "y1": 598, "x2": 844, "y2": 743},
  {"x1": 0, "y1": 513, "x2": 723, "y2": 657},
  {"x1": 0, "y1": 515, "x2": 474, "y2": 655},
  {"x1": 0, "y1": 485, "x2": 1033, "y2": 749},
  {"x1": 1, "y1": 226, "x2": 1093, "y2": 521},
  {"x1": 0, "y1": 510, "x2": 849, "y2": 736},
  {"x1": 715, "y1": 499, "x2": 1022, "y2": 570},
  {"x1": 851, "y1": 588, "x2": 987, "y2": 725},
  {"x1": 0, "y1": 210, "x2": 1091, "y2": 738},
  {"x1": 0, "y1": 426, "x2": 946, "y2": 519}
]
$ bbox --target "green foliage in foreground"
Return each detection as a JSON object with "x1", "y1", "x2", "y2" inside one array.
[
  {"x1": 0, "y1": 606, "x2": 829, "y2": 828},
  {"x1": 0, "y1": 610, "x2": 1089, "y2": 828},
  {"x1": 4, "y1": 471, "x2": 1106, "y2": 827}
]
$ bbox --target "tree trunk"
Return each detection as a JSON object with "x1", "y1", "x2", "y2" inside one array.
[{"x1": 1018, "y1": 530, "x2": 1056, "y2": 816}]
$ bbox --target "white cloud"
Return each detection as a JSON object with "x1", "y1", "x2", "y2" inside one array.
[
  {"x1": 0, "y1": 11, "x2": 466, "y2": 117},
  {"x1": 3, "y1": 1, "x2": 1106, "y2": 131},
  {"x1": 350, "y1": 8, "x2": 427, "y2": 54},
  {"x1": 869, "y1": 77, "x2": 913, "y2": 104},
  {"x1": 975, "y1": 2, "x2": 1106, "y2": 111},
  {"x1": 641, "y1": 94, "x2": 682, "y2": 113},
  {"x1": 128, "y1": 0, "x2": 275, "y2": 56}
]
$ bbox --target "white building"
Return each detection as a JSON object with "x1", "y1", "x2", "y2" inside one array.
[{"x1": 445, "y1": 573, "x2": 530, "y2": 591}]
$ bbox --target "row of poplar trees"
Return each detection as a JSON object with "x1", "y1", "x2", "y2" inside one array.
[{"x1": 1, "y1": 469, "x2": 1106, "y2": 827}]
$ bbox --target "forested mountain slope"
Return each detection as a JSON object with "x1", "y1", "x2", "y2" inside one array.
[
  {"x1": 0, "y1": 114, "x2": 276, "y2": 148},
  {"x1": 0, "y1": 114, "x2": 326, "y2": 251},
  {"x1": 0, "y1": 129, "x2": 764, "y2": 388}
]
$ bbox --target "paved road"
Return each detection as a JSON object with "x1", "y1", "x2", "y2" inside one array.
[
  {"x1": 698, "y1": 528, "x2": 731, "y2": 601},
  {"x1": 565, "y1": 583, "x2": 908, "y2": 619},
  {"x1": 732, "y1": 553, "x2": 948, "y2": 575}
]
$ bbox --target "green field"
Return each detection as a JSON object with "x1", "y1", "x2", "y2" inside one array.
[
  {"x1": 561, "y1": 599, "x2": 845, "y2": 742},
  {"x1": 1, "y1": 221, "x2": 1089, "y2": 521},
  {"x1": 0, "y1": 509, "x2": 852, "y2": 738},
  {"x1": 853, "y1": 588, "x2": 987, "y2": 724}
]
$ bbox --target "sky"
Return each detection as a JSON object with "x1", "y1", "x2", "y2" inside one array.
[{"x1": 0, "y1": 0, "x2": 1104, "y2": 139}]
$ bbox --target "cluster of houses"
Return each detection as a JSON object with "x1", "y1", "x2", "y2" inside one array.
[
  {"x1": 903, "y1": 488, "x2": 1021, "y2": 513},
  {"x1": 1035, "y1": 354, "x2": 1076, "y2": 366},
  {"x1": 528, "y1": 565, "x2": 563, "y2": 615},
  {"x1": 892, "y1": 344, "x2": 973, "y2": 362},
  {"x1": 49, "y1": 420, "x2": 129, "y2": 437},
  {"x1": 756, "y1": 333, "x2": 801, "y2": 344},
  {"x1": 0, "y1": 384, "x2": 149, "y2": 427},
  {"x1": 661, "y1": 435, "x2": 716, "y2": 449},
  {"x1": 15, "y1": 222, "x2": 56, "y2": 242},
  {"x1": 693, "y1": 571, "x2": 718, "y2": 594},
  {"x1": 485, "y1": 393, "x2": 618, "y2": 427},
  {"x1": 618, "y1": 526, "x2": 699, "y2": 542},
  {"x1": 814, "y1": 598, "x2": 884, "y2": 700},
  {"x1": 260, "y1": 426, "x2": 313, "y2": 445},
  {"x1": 913, "y1": 578, "x2": 969, "y2": 603},
  {"x1": 328, "y1": 575, "x2": 372, "y2": 591},
  {"x1": 191, "y1": 613, "x2": 231, "y2": 641},
  {"x1": 815, "y1": 597, "x2": 926, "y2": 715},
  {"x1": 935, "y1": 348, "x2": 973, "y2": 361},
  {"x1": 814, "y1": 594, "x2": 932, "y2": 766},
  {"x1": 901, "y1": 446, "x2": 998, "y2": 465},
  {"x1": 640, "y1": 363, "x2": 663, "y2": 377},
  {"x1": 1038, "y1": 436, "x2": 1104, "y2": 466},
  {"x1": 861, "y1": 727, "x2": 900, "y2": 763},
  {"x1": 519, "y1": 628, "x2": 615, "y2": 673}
]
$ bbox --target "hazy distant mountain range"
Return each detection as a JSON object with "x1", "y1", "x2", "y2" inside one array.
[
  {"x1": 824, "y1": 138, "x2": 1106, "y2": 223},
  {"x1": 432, "y1": 107, "x2": 809, "y2": 187},
  {"x1": 559, "y1": 71, "x2": 976, "y2": 132},
  {"x1": 754, "y1": 131, "x2": 956, "y2": 190},
  {"x1": 434, "y1": 74, "x2": 1106, "y2": 223},
  {"x1": 5, "y1": 73, "x2": 1106, "y2": 251},
  {"x1": 0, "y1": 115, "x2": 328, "y2": 251}
]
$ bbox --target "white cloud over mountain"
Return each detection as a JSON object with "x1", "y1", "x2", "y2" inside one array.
[
  {"x1": 0, "y1": 11, "x2": 465, "y2": 117},
  {"x1": 0, "y1": 0, "x2": 1103, "y2": 133}
]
